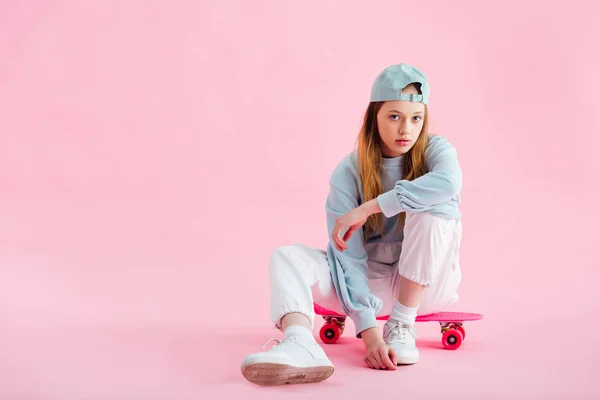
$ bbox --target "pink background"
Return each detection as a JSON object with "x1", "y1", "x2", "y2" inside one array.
[{"x1": 1, "y1": 0, "x2": 599, "y2": 398}]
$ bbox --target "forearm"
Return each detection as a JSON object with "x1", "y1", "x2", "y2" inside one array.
[
  {"x1": 360, "y1": 326, "x2": 383, "y2": 346},
  {"x1": 360, "y1": 198, "x2": 382, "y2": 217}
]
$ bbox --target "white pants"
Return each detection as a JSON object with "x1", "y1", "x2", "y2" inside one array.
[{"x1": 269, "y1": 212, "x2": 463, "y2": 330}]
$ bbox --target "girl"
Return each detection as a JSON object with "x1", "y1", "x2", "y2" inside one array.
[{"x1": 240, "y1": 63, "x2": 463, "y2": 386}]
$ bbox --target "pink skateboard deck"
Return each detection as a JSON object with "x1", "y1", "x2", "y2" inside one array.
[{"x1": 314, "y1": 303, "x2": 483, "y2": 350}]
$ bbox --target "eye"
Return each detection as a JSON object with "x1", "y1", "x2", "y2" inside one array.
[
  {"x1": 413, "y1": 116, "x2": 423, "y2": 122},
  {"x1": 390, "y1": 115, "x2": 400, "y2": 121}
]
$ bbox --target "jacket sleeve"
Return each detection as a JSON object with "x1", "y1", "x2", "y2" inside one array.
[
  {"x1": 325, "y1": 163, "x2": 382, "y2": 338},
  {"x1": 377, "y1": 136, "x2": 462, "y2": 217}
]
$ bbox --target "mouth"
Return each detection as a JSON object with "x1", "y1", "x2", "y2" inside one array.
[{"x1": 395, "y1": 139, "x2": 411, "y2": 146}]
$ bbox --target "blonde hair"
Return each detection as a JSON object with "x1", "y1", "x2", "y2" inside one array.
[{"x1": 356, "y1": 92, "x2": 430, "y2": 241}]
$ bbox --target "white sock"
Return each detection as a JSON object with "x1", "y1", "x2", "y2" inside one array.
[
  {"x1": 283, "y1": 325, "x2": 314, "y2": 342},
  {"x1": 390, "y1": 301, "x2": 418, "y2": 326}
]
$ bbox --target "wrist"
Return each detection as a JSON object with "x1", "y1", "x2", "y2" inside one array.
[
  {"x1": 361, "y1": 198, "x2": 382, "y2": 217},
  {"x1": 360, "y1": 326, "x2": 382, "y2": 345}
]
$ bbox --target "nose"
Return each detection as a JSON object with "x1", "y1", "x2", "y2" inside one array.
[{"x1": 398, "y1": 118, "x2": 409, "y2": 134}]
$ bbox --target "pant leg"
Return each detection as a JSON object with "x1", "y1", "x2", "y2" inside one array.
[
  {"x1": 364, "y1": 242, "x2": 405, "y2": 317},
  {"x1": 269, "y1": 244, "x2": 343, "y2": 330},
  {"x1": 395, "y1": 212, "x2": 463, "y2": 316}
]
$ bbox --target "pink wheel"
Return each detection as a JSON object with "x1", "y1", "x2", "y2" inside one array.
[
  {"x1": 457, "y1": 326, "x2": 466, "y2": 340},
  {"x1": 442, "y1": 328, "x2": 463, "y2": 350},
  {"x1": 320, "y1": 323, "x2": 341, "y2": 344}
]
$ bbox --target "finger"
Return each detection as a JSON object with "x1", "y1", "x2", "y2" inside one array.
[
  {"x1": 364, "y1": 357, "x2": 374, "y2": 369},
  {"x1": 368, "y1": 355, "x2": 382, "y2": 370},
  {"x1": 380, "y1": 347, "x2": 396, "y2": 370},
  {"x1": 389, "y1": 348, "x2": 399, "y2": 367},
  {"x1": 332, "y1": 225, "x2": 343, "y2": 246},
  {"x1": 372, "y1": 351, "x2": 387, "y2": 370},
  {"x1": 332, "y1": 231, "x2": 342, "y2": 251},
  {"x1": 333, "y1": 232, "x2": 347, "y2": 252},
  {"x1": 334, "y1": 220, "x2": 348, "y2": 243},
  {"x1": 343, "y1": 225, "x2": 357, "y2": 241},
  {"x1": 338, "y1": 232, "x2": 346, "y2": 249}
]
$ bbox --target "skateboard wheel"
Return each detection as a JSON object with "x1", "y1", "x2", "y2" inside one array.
[
  {"x1": 442, "y1": 328, "x2": 463, "y2": 350},
  {"x1": 319, "y1": 323, "x2": 340, "y2": 344},
  {"x1": 457, "y1": 325, "x2": 465, "y2": 340}
]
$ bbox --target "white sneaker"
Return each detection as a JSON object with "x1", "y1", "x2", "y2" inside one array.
[
  {"x1": 241, "y1": 336, "x2": 334, "y2": 386},
  {"x1": 383, "y1": 319, "x2": 420, "y2": 365}
]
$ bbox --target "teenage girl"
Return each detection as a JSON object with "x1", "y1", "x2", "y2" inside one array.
[{"x1": 240, "y1": 63, "x2": 463, "y2": 386}]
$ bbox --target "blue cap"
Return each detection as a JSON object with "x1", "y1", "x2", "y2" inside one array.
[{"x1": 370, "y1": 63, "x2": 430, "y2": 105}]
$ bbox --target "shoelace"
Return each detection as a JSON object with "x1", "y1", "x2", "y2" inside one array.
[
  {"x1": 384, "y1": 322, "x2": 419, "y2": 344},
  {"x1": 261, "y1": 337, "x2": 295, "y2": 350}
]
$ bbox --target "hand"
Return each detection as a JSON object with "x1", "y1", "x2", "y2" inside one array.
[
  {"x1": 331, "y1": 199, "x2": 382, "y2": 252},
  {"x1": 361, "y1": 327, "x2": 398, "y2": 370},
  {"x1": 331, "y1": 206, "x2": 369, "y2": 252}
]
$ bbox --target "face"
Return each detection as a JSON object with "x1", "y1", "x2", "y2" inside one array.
[{"x1": 376, "y1": 85, "x2": 425, "y2": 157}]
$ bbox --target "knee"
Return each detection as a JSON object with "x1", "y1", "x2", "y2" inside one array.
[
  {"x1": 406, "y1": 211, "x2": 444, "y2": 226},
  {"x1": 270, "y1": 245, "x2": 294, "y2": 266},
  {"x1": 405, "y1": 212, "x2": 457, "y2": 237},
  {"x1": 269, "y1": 245, "x2": 301, "y2": 275}
]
